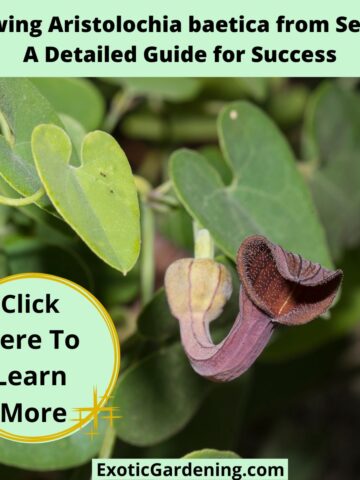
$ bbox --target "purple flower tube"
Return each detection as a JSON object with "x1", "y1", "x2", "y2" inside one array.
[{"x1": 165, "y1": 235, "x2": 343, "y2": 382}]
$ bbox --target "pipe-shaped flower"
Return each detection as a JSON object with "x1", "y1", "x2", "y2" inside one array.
[
  {"x1": 237, "y1": 235, "x2": 342, "y2": 326},
  {"x1": 165, "y1": 235, "x2": 343, "y2": 382}
]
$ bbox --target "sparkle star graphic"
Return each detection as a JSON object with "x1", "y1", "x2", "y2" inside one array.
[{"x1": 72, "y1": 387, "x2": 122, "y2": 436}]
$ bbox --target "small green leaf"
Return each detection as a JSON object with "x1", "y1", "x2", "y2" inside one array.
[
  {"x1": 113, "y1": 343, "x2": 212, "y2": 446},
  {"x1": 0, "y1": 78, "x2": 64, "y2": 208},
  {"x1": 0, "y1": 421, "x2": 105, "y2": 471},
  {"x1": 303, "y1": 83, "x2": 360, "y2": 260},
  {"x1": 183, "y1": 449, "x2": 240, "y2": 459},
  {"x1": 31, "y1": 78, "x2": 105, "y2": 131},
  {"x1": 32, "y1": 124, "x2": 140, "y2": 273},
  {"x1": 268, "y1": 85, "x2": 309, "y2": 127},
  {"x1": 171, "y1": 101, "x2": 331, "y2": 267}
]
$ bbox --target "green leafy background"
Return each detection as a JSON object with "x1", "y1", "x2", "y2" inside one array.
[{"x1": 0, "y1": 77, "x2": 359, "y2": 480}]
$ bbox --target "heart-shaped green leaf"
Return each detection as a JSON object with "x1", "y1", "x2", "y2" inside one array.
[
  {"x1": 303, "y1": 83, "x2": 360, "y2": 260},
  {"x1": 31, "y1": 78, "x2": 105, "y2": 131},
  {"x1": 32, "y1": 125, "x2": 140, "y2": 273},
  {"x1": 0, "y1": 78, "x2": 65, "y2": 208},
  {"x1": 0, "y1": 421, "x2": 105, "y2": 471},
  {"x1": 113, "y1": 343, "x2": 212, "y2": 446},
  {"x1": 171, "y1": 101, "x2": 331, "y2": 267}
]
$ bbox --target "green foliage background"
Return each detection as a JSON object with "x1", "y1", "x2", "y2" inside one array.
[{"x1": 0, "y1": 77, "x2": 359, "y2": 480}]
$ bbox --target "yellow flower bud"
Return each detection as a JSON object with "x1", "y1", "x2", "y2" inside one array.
[{"x1": 165, "y1": 258, "x2": 232, "y2": 324}]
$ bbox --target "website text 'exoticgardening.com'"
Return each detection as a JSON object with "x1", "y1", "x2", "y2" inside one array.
[{"x1": 92, "y1": 459, "x2": 288, "y2": 480}]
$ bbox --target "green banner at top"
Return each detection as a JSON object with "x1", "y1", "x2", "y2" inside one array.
[{"x1": 1, "y1": 0, "x2": 360, "y2": 76}]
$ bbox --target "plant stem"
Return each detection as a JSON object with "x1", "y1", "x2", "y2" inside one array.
[
  {"x1": 0, "y1": 186, "x2": 45, "y2": 207},
  {"x1": 102, "y1": 89, "x2": 134, "y2": 133},
  {"x1": 152, "y1": 180, "x2": 172, "y2": 196},
  {"x1": 0, "y1": 111, "x2": 14, "y2": 147},
  {"x1": 147, "y1": 180, "x2": 179, "y2": 210},
  {"x1": 147, "y1": 202, "x2": 170, "y2": 214},
  {"x1": 140, "y1": 198, "x2": 155, "y2": 305},
  {"x1": 193, "y1": 223, "x2": 214, "y2": 259},
  {"x1": 99, "y1": 425, "x2": 117, "y2": 459},
  {"x1": 133, "y1": 175, "x2": 156, "y2": 306}
]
